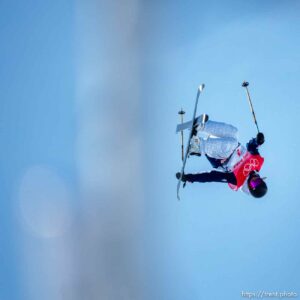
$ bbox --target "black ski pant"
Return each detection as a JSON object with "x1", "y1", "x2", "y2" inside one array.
[{"x1": 185, "y1": 170, "x2": 237, "y2": 185}]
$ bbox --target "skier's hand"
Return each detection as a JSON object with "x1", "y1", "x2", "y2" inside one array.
[{"x1": 256, "y1": 132, "x2": 265, "y2": 145}]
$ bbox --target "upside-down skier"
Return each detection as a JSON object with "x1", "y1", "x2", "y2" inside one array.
[
  {"x1": 176, "y1": 82, "x2": 267, "y2": 199},
  {"x1": 176, "y1": 117, "x2": 267, "y2": 198}
]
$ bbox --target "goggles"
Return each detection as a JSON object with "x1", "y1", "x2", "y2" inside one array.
[{"x1": 248, "y1": 176, "x2": 266, "y2": 190}]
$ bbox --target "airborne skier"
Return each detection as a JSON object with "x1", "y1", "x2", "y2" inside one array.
[
  {"x1": 176, "y1": 118, "x2": 267, "y2": 198},
  {"x1": 176, "y1": 82, "x2": 267, "y2": 199}
]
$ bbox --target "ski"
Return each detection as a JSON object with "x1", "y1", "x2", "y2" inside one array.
[
  {"x1": 177, "y1": 84, "x2": 205, "y2": 200},
  {"x1": 176, "y1": 114, "x2": 204, "y2": 133}
]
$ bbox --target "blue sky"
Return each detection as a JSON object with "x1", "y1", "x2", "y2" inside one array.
[
  {"x1": 142, "y1": 1, "x2": 300, "y2": 299},
  {"x1": 0, "y1": 0, "x2": 299, "y2": 299},
  {"x1": 0, "y1": 1, "x2": 75, "y2": 299}
]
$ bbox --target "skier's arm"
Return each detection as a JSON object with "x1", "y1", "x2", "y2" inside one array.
[
  {"x1": 247, "y1": 132, "x2": 265, "y2": 154},
  {"x1": 185, "y1": 170, "x2": 237, "y2": 185}
]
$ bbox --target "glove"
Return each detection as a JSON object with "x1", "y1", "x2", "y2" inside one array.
[{"x1": 256, "y1": 132, "x2": 265, "y2": 145}]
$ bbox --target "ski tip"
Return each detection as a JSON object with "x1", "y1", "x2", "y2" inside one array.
[{"x1": 198, "y1": 84, "x2": 205, "y2": 92}]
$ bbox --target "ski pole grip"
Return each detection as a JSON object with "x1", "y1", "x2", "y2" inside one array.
[{"x1": 198, "y1": 84, "x2": 205, "y2": 92}]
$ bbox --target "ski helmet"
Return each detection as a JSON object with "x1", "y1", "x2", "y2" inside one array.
[{"x1": 247, "y1": 172, "x2": 267, "y2": 198}]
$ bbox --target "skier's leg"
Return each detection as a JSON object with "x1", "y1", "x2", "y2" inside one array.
[
  {"x1": 198, "y1": 120, "x2": 238, "y2": 139},
  {"x1": 183, "y1": 171, "x2": 237, "y2": 185},
  {"x1": 200, "y1": 136, "x2": 239, "y2": 159}
]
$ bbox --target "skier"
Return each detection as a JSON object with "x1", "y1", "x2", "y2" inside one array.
[{"x1": 176, "y1": 117, "x2": 267, "y2": 198}]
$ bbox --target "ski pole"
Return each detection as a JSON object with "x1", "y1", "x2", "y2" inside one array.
[
  {"x1": 242, "y1": 81, "x2": 260, "y2": 133},
  {"x1": 178, "y1": 108, "x2": 185, "y2": 161}
]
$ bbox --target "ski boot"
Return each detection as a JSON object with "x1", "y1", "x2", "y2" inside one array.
[
  {"x1": 194, "y1": 113, "x2": 209, "y2": 132},
  {"x1": 189, "y1": 114, "x2": 209, "y2": 156},
  {"x1": 189, "y1": 135, "x2": 201, "y2": 156}
]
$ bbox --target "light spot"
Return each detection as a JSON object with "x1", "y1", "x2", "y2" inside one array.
[{"x1": 18, "y1": 165, "x2": 73, "y2": 238}]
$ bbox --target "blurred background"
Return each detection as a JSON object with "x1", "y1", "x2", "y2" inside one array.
[{"x1": 0, "y1": 0, "x2": 299, "y2": 299}]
